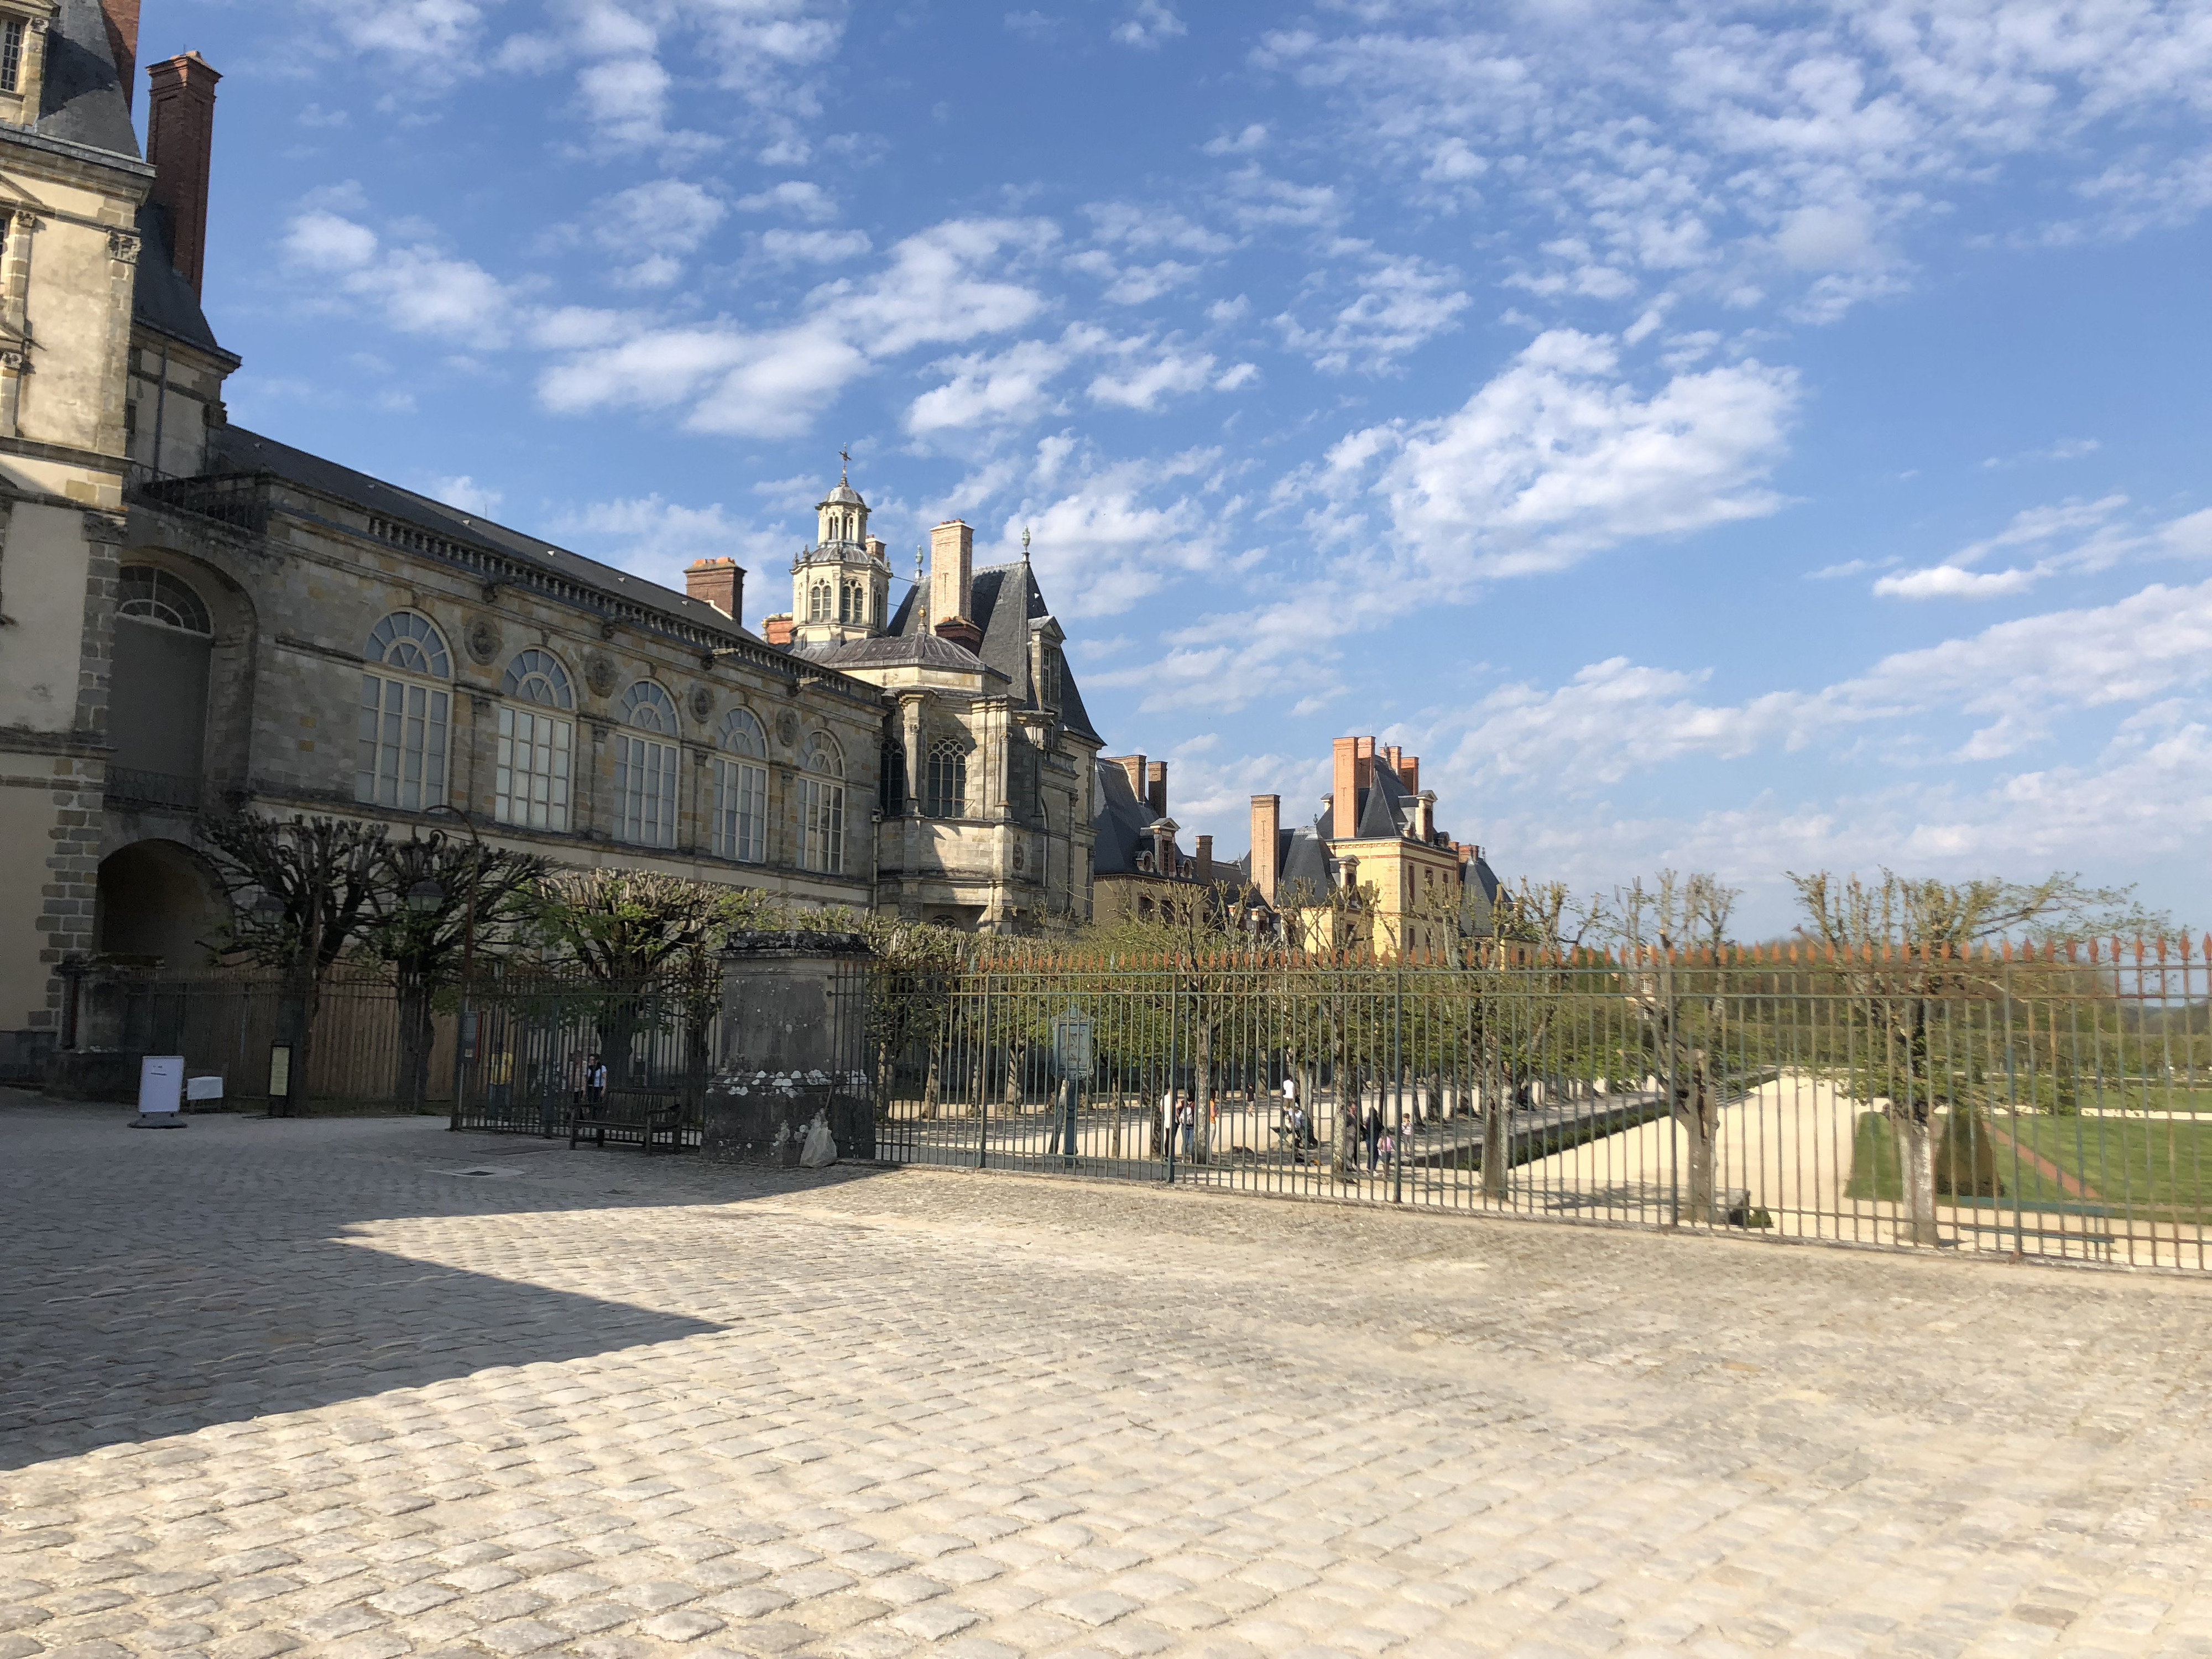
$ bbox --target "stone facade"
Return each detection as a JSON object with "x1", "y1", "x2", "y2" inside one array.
[
  {"x1": 786, "y1": 505, "x2": 1106, "y2": 932},
  {"x1": 1242, "y1": 735, "x2": 1500, "y2": 958}
]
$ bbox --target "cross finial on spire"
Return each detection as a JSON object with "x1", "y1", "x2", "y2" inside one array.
[{"x1": 838, "y1": 444, "x2": 852, "y2": 483}]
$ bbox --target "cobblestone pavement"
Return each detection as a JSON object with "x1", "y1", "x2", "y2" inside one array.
[{"x1": 7, "y1": 1099, "x2": 2212, "y2": 1659}]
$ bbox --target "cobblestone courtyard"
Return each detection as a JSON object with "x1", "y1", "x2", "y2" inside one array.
[{"x1": 7, "y1": 1102, "x2": 2212, "y2": 1659}]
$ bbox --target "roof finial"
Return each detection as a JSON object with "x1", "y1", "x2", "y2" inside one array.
[
  {"x1": 1021, "y1": 525, "x2": 1031, "y2": 561},
  {"x1": 838, "y1": 444, "x2": 852, "y2": 484}
]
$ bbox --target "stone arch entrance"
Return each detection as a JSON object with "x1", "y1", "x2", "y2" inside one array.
[{"x1": 93, "y1": 838, "x2": 224, "y2": 968}]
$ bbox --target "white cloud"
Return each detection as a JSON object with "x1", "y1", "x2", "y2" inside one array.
[
  {"x1": 281, "y1": 210, "x2": 516, "y2": 346},
  {"x1": 554, "y1": 494, "x2": 766, "y2": 581},
  {"x1": 540, "y1": 217, "x2": 1053, "y2": 436},
  {"x1": 594, "y1": 179, "x2": 726, "y2": 288},
  {"x1": 907, "y1": 337, "x2": 1072, "y2": 434},
  {"x1": 995, "y1": 442, "x2": 1237, "y2": 620},
  {"x1": 736, "y1": 180, "x2": 838, "y2": 222},
  {"x1": 1279, "y1": 251, "x2": 1470, "y2": 373},
  {"x1": 430, "y1": 474, "x2": 504, "y2": 517},
  {"x1": 760, "y1": 228, "x2": 873, "y2": 263},
  {"x1": 306, "y1": 0, "x2": 488, "y2": 84},
  {"x1": 1088, "y1": 346, "x2": 1217, "y2": 412},
  {"x1": 1318, "y1": 328, "x2": 1799, "y2": 584},
  {"x1": 1873, "y1": 565, "x2": 2039, "y2": 600},
  {"x1": 1204, "y1": 123, "x2": 1269, "y2": 156},
  {"x1": 1112, "y1": 1, "x2": 1185, "y2": 50}
]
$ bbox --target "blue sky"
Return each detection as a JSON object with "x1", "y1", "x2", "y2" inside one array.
[{"x1": 164, "y1": 0, "x2": 2210, "y2": 931}]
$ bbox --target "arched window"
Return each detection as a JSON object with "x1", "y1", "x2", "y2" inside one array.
[
  {"x1": 879, "y1": 740, "x2": 905, "y2": 816},
  {"x1": 837, "y1": 582, "x2": 852, "y2": 624},
  {"x1": 808, "y1": 584, "x2": 828, "y2": 623},
  {"x1": 358, "y1": 612, "x2": 450, "y2": 811},
  {"x1": 711, "y1": 707, "x2": 768, "y2": 864},
  {"x1": 925, "y1": 738, "x2": 967, "y2": 819},
  {"x1": 495, "y1": 650, "x2": 573, "y2": 832},
  {"x1": 798, "y1": 731, "x2": 845, "y2": 875},
  {"x1": 117, "y1": 566, "x2": 211, "y2": 634},
  {"x1": 613, "y1": 681, "x2": 680, "y2": 848}
]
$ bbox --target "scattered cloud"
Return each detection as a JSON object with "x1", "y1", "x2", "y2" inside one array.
[{"x1": 1112, "y1": 1, "x2": 1186, "y2": 50}]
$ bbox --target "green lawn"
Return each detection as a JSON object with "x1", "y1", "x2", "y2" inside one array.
[{"x1": 1845, "y1": 1109, "x2": 2212, "y2": 1217}]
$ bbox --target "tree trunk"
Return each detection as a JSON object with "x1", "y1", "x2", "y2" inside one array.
[
  {"x1": 921, "y1": 1048, "x2": 941, "y2": 1119},
  {"x1": 1481, "y1": 1068, "x2": 1509, "y2": 1199},
  {"x1": 1004, "y1": 1041, "x2": 1023, "y2": 1110},
  {"x1": 1192, "y1": 1020, "x2": 1212, "y2": 1164},
  {"x1": 1898, "y1": 1107, "x2": 1939, "y2": 1245}
]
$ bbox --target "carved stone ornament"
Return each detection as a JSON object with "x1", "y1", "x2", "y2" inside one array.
[
  {"x1": 1013, "y1": 842, "x2": 1026, "y2": 873},
  {"x1": 464, "y1": 615, "x2": 500, "y2": 666},
  {"x1": 585, "y1": 654, "x2": 618, "y2": 698},
  {"x1": 775, "y1": 710, "x2": 800, "y2": 750},
  {"x1": 688, "y1": 684, "x2": 714, "y2": 724},
  {"x1": 107, "y1": 229, "x2": 139, "y2": 265},
  {"x1": 80, "y1": 511, "x2": 127, "y2": 545}
]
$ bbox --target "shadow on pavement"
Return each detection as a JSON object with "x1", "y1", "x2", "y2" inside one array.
[{"x1": 0, "y1": 1100, "x2": 892, "y2": 1470}]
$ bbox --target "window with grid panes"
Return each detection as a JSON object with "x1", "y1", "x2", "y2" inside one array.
[
  {"x1": 494, "y1": 650, "x2": 574, "y2": 831},
  {"x1": 357, "y1": 613, "x2": 450, "y2": 812},
  {"x1": 710, "y1": 707, "x2": 769, "y2": 863},
  {"x1": 613, "y1": 681, "x2": 680, "y2": 848}
]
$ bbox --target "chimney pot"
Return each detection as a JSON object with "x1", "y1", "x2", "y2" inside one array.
[
  {"x1": 761, "y1": 613, "x2": 795, "y2": 648},
  {"x1": 145, "y1": 52, "x2": 222, "y2": 298},
  {"x1": 685, "y1": 557, "x2": 744, "y2": 623}
]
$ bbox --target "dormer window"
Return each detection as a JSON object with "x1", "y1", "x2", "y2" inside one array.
[{"x1": 0, "y1": 20, "x2": 24, "y2": 92}]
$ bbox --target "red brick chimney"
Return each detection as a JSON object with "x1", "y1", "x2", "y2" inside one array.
[
  {"x1": 1250, "y1": 795, "x2": 1280, "y2": 902},
  {"x1": 761, "y1": 613, "x2": 795, "y2": 648},
  {"x1": 101, "y1": 0, "x2": 140, "y2": 112},
  {"x1": 145, "y1": 52, "x2": 221, "y2": 296},
  {"x1": 685, "y1": 557, "x2": 744, "y2": 623},
  {"x1": 1146, "y1": 761, "x2": 1167, "y2": 820},
  {"x1": 1331, "y1": 737, "x2": 1360, "y2": 841},
  {"x1": 1194, "y1": 834, "x2": 1213, "y2": 884},
  {"x1": 1109, "y1": 754, "x2": 1146, "y2": 803},
  {"x1": 1400, "y1": 754, "x2": 1419, "y2": 792}
]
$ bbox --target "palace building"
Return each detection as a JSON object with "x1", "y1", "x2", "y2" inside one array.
[
  {"x1": 768, "y1": 499, "x2": 1106, "y2": 932},
  {"x1": 0, "y1": 2, "x2": 1121, "y2": 1078},
  {"x1": 1244, "y1": 737, "x2": 1500, "y2": 958}
]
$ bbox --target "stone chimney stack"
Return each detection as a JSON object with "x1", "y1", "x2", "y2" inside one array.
[
  {"x1": 685, "y1": 557, "x2": 744, "y2": 623},
  {"x1": 1250, "y1": 795, "x2": 1280, "y2": 902},
  {"x1": 928, "y1": 519, "x2": 974, "y2": 633},
  {"x1": 1146, "y1": 761, "x2": 1167, "y2": 820},
  {"x1": 145, "y1": 52, "x2": 221, "y2": 296},
  {"x1": 1331, "y1": 737, "x2": 1360, "y2": 842},
  {"x1": 1194, "y1": 834, "x2": 1213, "y2": 884},
  {"x1": 101, "y1": 0, "x2": 140, "y2": 112}
]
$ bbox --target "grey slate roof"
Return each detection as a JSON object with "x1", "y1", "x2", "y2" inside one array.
[
  {"x1": 799, "y1": 630, "x2": 1001, "y2": 680},
  {"x1": 23, "y1": 2, "x2": 232, "y2": 360},
  {"x1": 1276, "y1": 823, "x2": 1336, "y2": 898},
  {"x1": 1354, "y1": 760, "x2": 1413, "y2": 840},
  {"x1": 208, "y1": 426, "x2": 758, "y2": 645},
  {"x1": 1093, "y1": 758, "x2": 1182, "y2": 877},
  {"x1": 38, "y1": 0, "x2": 139, "y2": 155},
  {"x1": 889, "y1": 558, "x2": 1103, "y2": 744}
]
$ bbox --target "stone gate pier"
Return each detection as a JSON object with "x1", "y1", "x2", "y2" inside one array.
[{"x1": 701, "y1": 930, "x2": 874, "y2": 1166}]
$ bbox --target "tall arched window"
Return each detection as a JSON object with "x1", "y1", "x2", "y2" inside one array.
[
  {"x1": 112, "y1": 566, "x2": 213, "y2": 797},
  {"x1": 358, "y1": 612, "x2": 451, "y2": 811},
  {"x1": 798, "y1": 731, "x2": 845, "y2": 875},
  {"x1": 495, "y1": 649, "x2": 573, "y2": 832},
  {"x1": 925, "y1": 738, "x2": 967, "y2": 819},
  {"x1": 614, "y1": 681, "x2": 680, "y2": 848},
  {"x1": 710, "y1": 707, "x2": 768, "y2": 864},
  {"x1": 879, "y1": 739, "x2": 905, "y2": 816},
  {"x1": 808, "y1": 583, "x2": 828, "y2": 623}
]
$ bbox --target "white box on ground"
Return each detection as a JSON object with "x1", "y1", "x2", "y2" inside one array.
[
  {"x1": 137, "y1": 1054, "x2": 185, "y2": 1115},
  {"x1": 185, "y1": 1074, "x2": 224, "y2": 1103}
]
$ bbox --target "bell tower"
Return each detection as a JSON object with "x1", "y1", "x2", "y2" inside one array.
[{"x1": 790, "y1": 450, "x2": 891, "y2": 649}]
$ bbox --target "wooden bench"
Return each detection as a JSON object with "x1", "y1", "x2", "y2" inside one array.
[{"x1": 570, "y1": 1087, "x2": 687, "y2": 1154}]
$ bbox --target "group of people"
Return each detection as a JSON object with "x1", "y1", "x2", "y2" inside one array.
[{"x1": 1145, "y1": 1076, "x2": 1406, "y2": 1172}]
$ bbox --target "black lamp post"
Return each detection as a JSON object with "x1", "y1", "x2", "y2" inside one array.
[{"x1": 425, "y1": 804, "x2": 486, "y2": 1131}]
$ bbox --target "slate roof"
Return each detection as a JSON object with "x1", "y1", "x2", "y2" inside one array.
[
  {"x1": 208, "y1": 426, "x2": 759, "y2": 645},
  {"x1": 22, "y1": 2, "x2": 233, "y2": 361},
  {"x1": 887, "y1": 558, "x2": 1103, "y2": 744},
  {"x1": 799, "y1": 630, "x2": 1002, "y2": 681},
  {"x1": 1093, "y1": 758, "x2": 1183, "y2": 877},
  {"x1": 38, "y1": 0, "x2": 139, "y2": 155}
]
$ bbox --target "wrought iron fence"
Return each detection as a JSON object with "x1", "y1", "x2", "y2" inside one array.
[{"x1": 868, "y1": 939, "x2": 2212, "y2": 1271}]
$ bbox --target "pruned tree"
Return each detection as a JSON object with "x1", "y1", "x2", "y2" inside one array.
[
  {"x1": 1472, "y1": 879, "x2": 1610, "y2": 1199},
  {"x1": 199, "y1": 813, "x2": 388, "y2": 1105},
  {"x1": 1788, "y1": 868, "x2": 2162, "y2": 1244},
  {"x1": 1613, "y1": 870, "x2": 1738, "y2": 1223},
  {"x1": 362, "y1": 832, "x2": 550, "y2": 1111}
]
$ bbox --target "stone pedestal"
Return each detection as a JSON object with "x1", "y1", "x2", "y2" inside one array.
[{"x1": 702, "y1": 931, "x2": 875, "y2": 1167}]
